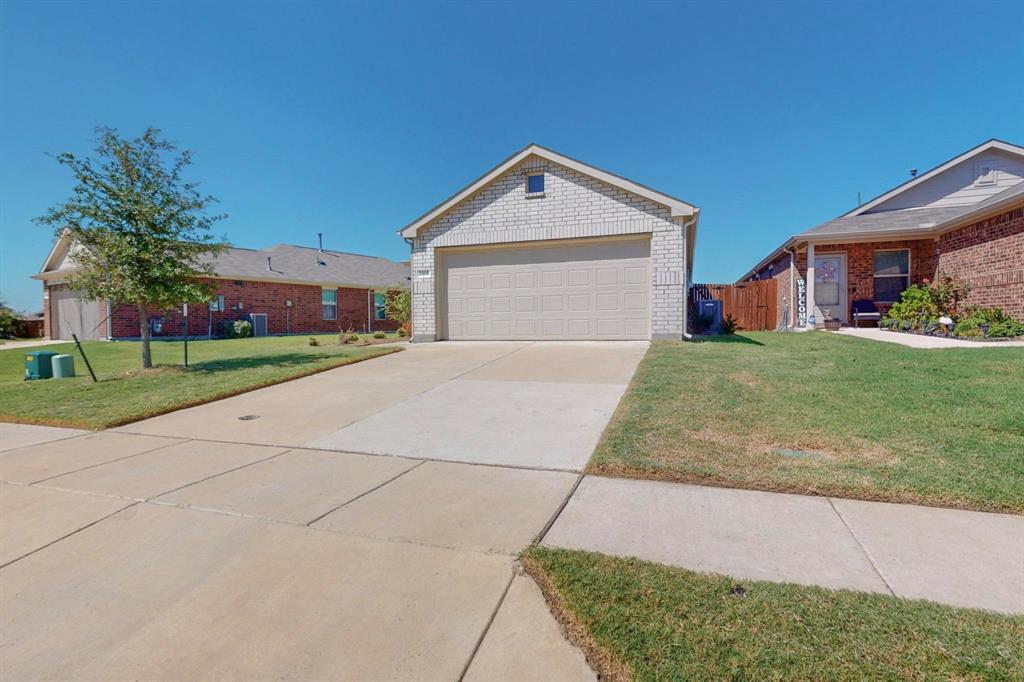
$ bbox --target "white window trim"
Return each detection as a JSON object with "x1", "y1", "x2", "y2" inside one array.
[
  {"x1": 525, "y1": 172, "x2": 545, "y2": 198},
  {"x1": 322, "y1": 288, "x2": 338, "y2": 321},
  {"x1": 873, "y1": 248, "x2": 911, "y2": 302}
]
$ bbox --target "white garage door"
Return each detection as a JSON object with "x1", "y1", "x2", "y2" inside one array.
[
  {"x1": 50, "y1": 289, "x2": 103, "y2": 340},
  {"x1": 442, "y1": 239, "x2": 650, "y2": 340}
]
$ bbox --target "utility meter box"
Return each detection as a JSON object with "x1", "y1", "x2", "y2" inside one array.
[{"x1": 25, "y1": 350, "x2": 58, "y2": 380}]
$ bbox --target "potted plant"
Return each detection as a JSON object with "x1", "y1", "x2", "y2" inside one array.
[{"x1": 821, "y1": 308, "x2": 841, "y2": 331}]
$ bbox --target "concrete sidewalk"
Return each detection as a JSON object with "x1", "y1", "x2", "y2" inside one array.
[
  {"x1": 543, "y1": 476, "x2": 1024, "y2": 614},
  {"x1": 835, "y1": 327, "x2": 1024, "y2": 348},
  {"x1": 0, "y1": 423, "x2": 595, "y2": 681}
]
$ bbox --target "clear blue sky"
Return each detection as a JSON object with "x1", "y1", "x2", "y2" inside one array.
[{"x1": 2, "y1": 0, "x2": 1022, "y2": 313}]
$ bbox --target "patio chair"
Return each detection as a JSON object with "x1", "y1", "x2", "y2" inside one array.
[{"x1": 851, "y1": 300, "x2": 881, "y2": 328}]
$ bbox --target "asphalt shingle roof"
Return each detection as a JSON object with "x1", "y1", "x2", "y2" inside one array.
[
  {"x1": 200, "y1": 244, "x2": 409, "y2": 289},
  {"x1": 800, "y1": 182, "x2": 1024, "y2": 239}
]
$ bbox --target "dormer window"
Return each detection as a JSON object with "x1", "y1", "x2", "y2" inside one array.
[{"x1": 526, "y1": 173, "x2": 545, "y2": 197}]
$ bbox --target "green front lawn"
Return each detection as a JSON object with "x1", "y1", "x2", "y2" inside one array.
[
  {"x1": 525, "y1": 547, "x2": 1024, "y2": 681},
  {"x1": 590, "y1": 332, "x2": 1024, "y2": 513},
  {"x1": 0, "y1": 335, "x2": 400, "y2": 429}
]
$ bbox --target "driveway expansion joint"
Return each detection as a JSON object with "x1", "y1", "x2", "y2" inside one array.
[
  {"x1": 304, "y1": 458, "x2": 427, "y2": 526},
  {"x1": 27, "y1": 436, "x2": 191, "y2": 485},
  {"x1": 458, "y1": 567, "x2": 518, "y2": 682},
  {"x1": 0, "y1": 500, "x2": 140, "y2": 570}
]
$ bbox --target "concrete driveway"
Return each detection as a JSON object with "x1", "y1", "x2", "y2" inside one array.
[
  {"x1": 118, "y1": 341, "x2": 648, "y2": 470},
  {"x1": 2, "y1": 342, "x2": 646, "y2": 680}
]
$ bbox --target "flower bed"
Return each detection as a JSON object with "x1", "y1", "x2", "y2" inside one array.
[{"x1": 879, "y1": 277, "x2": 1024, "y2": 341}]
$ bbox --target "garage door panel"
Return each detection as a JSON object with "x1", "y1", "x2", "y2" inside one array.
[
  {"x1": 541, "y1": 320, "x2": 564, "y2": 336},
  {"x1": 515, "y1": 272, "x2": 535, "y2": 288},
  {"x1": 567, "y1": 270, "x2": 589, "y2": 286},
  {"x1": 541, "y1": 272, "x2": 562, "y2": 287},
  {"x1": 567, "y1": 319, "x2": 591, "y2": 336},
  {"x1": 623, "y1": 293, "x2": 647, "y2": 311},
  {"x1": 542, "y1": 295, "x2": 563, "y2": 312},
  {"x1": 567, "y1": 294, "x2": 590, "y2": 312},
  {"x1": 443, "y1": 239, "x2": 650, "y2": 340}
]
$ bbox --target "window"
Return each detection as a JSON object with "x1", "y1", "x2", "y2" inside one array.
[
  {"x1": 209, "y1": 294, "x2": 225, "y2": 312},
  {"x1": 374, "y1": 292, "x2": 387, "y2": 321},
  {"x1": 322, "y1": 288, "x2": 337, "y2": 320},
  {"x1": 874, "y1": 250, "x2": 910, "y2": 302},
  {"x1": 526, "y1": 173, "x2": 545, "y2": 195}
]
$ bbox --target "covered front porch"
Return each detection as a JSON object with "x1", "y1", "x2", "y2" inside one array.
[{"x1": 802, "y1": 238, "x2": 935, "y2": 328}]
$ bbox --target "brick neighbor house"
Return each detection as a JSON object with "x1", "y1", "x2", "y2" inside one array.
[
  {"x1": 33, "y1": 238, "x2": 409, "y2": 340},
  {"x1": 740, "y1": 139, "x2": 1024, "y2": 328}
]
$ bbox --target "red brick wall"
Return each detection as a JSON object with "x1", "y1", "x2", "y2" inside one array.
[
  {"x1": 935, "y1": 206, "x2": 1024, "y2": 319},
  {"x1": 750, "y1": 250, "x2": 810, "y2": 328},
  {"x1": 102, "y1": 278, "x2": 401, "y2": 339}
]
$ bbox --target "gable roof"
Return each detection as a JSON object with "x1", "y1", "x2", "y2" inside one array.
[
  {"x1": 399, "y1": 143, "x2": 698, "y2": 239},
  {"x1": 35, "y1": 234, "x2": 409, "y2": 290},
  {"x1": 738, "y1": 168, "x2": 1024, "y2": 283},
  {"x1": 737, "y1": 139, "x2": 1024, "y2": 282},
  {"x1": 841, "y1": 138, "x2": 1024, "y2": 217},
  {"x1": 802, "y1": 179, "x2": 1024, "y2": 241}
]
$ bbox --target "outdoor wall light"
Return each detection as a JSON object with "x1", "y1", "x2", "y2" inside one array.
[{"x1": 285, "y1": 300, "x2": 293, "y2": 307}]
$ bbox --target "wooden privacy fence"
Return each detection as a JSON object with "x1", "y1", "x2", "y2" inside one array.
[{"x1": 690, "y1": 280, "x2": 777, "y2": 331}]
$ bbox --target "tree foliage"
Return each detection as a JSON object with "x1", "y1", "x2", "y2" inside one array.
[
  {"x1": 384, "y1": 287, "x2": 411, "y2": 326},
  {"x1": 36, "y1": 127, "x2": 228, "y2": 366}
]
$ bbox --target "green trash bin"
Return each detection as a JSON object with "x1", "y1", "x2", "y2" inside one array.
[
  {"x1": 25, "y1": 350, "x2": 58, "y2": 380},
  {"x1": 52, "y1": 354, "x2": 76, "y2": 379}
]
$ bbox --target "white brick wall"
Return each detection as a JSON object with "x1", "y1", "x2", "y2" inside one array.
[{"x1": 411, "y1": 155, "x2": 687, "y2": 340}]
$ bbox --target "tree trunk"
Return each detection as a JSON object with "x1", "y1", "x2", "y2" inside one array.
[{"x1": 138, "y1": 304, "x2": 152, "y2": 369}]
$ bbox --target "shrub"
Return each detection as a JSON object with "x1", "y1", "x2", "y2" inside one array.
[
  {"x1": 929, "y1": 275, "x2": 971, "y2": 318},
  {"x1": 721, "y1": 314, "x2": 738, "y2": 335},
  {"x1": 886, "y1": 276, "x2": 972, "y2": 331},
  {"x1": 886, "y1": 285, "x2": 938, "y2": 327},
  {"x1": 0, "y1": 299, "x2": 17, "y2": 339},
  {"x1": 343, "y1": 333, "x2": 361, "y2": 344},
  {"x1": 308, "y1": 336, "x2": 320, "y2": 346},
  {"x1": 221, "y1": 319, "x2": 252, "y2": 339},
  {"x1": 396, "y1": 327, "x2": 407, "y2": 337},
  {"x1": 954, "y1": 308, "x2": 1024, "y2": 339},
  {"x1": 372, "y1": 331, "x2": 386, "y2": 339},
  {"x1": 384, "y1": 288, "x2": 411, "y2": 327}
]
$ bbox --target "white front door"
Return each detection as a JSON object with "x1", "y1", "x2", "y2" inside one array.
[{"x1": 813, "y1": 253, "x2": 847, "y2": 323}]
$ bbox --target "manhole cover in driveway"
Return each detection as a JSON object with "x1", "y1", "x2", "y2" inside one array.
[{"x1": 238, "y1": 415, "x2": 260, "y2": 421}]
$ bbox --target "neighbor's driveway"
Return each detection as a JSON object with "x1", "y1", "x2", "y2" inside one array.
[
  {"x1": 117, "y1": 340, "x2": 648, "y2": 470},
  {"x1": 1, "y1": 342, "x2": 647, "y2": 681}
]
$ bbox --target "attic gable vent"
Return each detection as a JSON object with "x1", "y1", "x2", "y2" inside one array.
[{"x1": 973, "y1": 160, "x2": 998, "y2": 187}]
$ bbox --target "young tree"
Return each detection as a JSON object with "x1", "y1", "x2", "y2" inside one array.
[
  {"x1": 37, "y1": 127, "x2": 228, "y2": 368},
  {"x1": 384, "y1": 287, "x2": 411, "y2": 329}
]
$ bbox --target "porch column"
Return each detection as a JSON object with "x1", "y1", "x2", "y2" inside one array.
[{"x1": 805, "y1": 243, "x2": 815, "y2": 328}]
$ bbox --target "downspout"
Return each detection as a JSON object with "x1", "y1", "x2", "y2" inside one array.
[
  {"x1": 784, "y1": 247, "x2": 796, "y2": 329},
  {"x1": 681, "y1": 215, "x2": 697, "y2": 340},
  {"x1": 367, "y1": 289, "x2": 372, "y2": 334}
]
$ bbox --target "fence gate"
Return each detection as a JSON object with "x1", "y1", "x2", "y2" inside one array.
[{"x1": 690, "y1": 280, "x2": 777, "y2": 331}]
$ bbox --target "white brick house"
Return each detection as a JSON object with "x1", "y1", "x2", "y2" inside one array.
[{"x1": 399, "y1": 144, "x2": 700, "y2": 341}]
